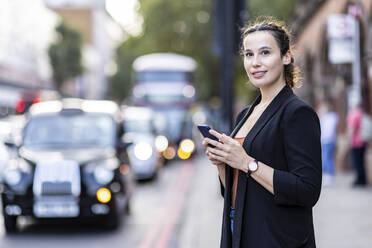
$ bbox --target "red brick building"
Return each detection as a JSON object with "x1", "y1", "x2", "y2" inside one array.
[{"x1": 292, "y1": 0, "x2": 372, "y2": 174}]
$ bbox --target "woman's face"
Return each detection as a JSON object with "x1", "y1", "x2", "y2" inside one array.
[{"x1": 243, "y1": 31, "x2": 290, "y2": 89}]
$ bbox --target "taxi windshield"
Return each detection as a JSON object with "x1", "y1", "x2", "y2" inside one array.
[
  {"x1": 124, "y1": 119, "x2": 154, "y2": 133},
  {"x1": 23, "y1": 113, "x2": 116, "y2": 148}
]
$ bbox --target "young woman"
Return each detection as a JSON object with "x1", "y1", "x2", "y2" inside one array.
[{"x1": 202, "y1": 18, "x2": 322, "y2": 248}]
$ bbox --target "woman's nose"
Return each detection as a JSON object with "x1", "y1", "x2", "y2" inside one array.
[{"x1": 252, "y1": 55, "x2": 261, "y2": 67}]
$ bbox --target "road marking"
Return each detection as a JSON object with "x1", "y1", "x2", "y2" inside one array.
[
  {"x1": 139, "y1": 161, "x2": 193, "y2": 248},
  {"x1": 154, "y1": 161, "x2": 193, "y2": 248}
]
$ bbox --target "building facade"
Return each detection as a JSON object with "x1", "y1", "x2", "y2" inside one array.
[
  {"x1": 45, "y1": 0, "x2": 124, "y2": 99},
  {"x1": 293, "y1": 0, "x2": 372, "y2": 174},
  {"x1": 0, "y1": 0, "x2": 58, "y2": 115}
]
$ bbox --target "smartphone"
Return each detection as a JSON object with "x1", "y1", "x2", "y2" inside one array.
[{"x1": 197, "y1": 125, "x2": 219, "y2": 147}]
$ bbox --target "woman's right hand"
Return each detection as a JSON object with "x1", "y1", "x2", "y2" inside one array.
[{"x1": 202, "y1": 138, "x2": 225, "y2": 167}]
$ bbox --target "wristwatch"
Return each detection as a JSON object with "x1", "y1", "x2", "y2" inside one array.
[{"x1": 247, "y1": 159, "x2": 259, "y2": 176}]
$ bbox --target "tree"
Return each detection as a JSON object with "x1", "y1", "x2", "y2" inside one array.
[
  {"x1": 109, "y1": 36, "x2": 144, "y2": 101},
  {"x1": 48, "y1": 22, "x2": 83, "y2": 93},
  {"x1": 109, "y1": 0, "x2": 298, "y2": 102},
  {"x1": 249, "y1": 0, "x2": 297, "y2": 21},
  {"x1": 109, "y1": 0, "x2": 217, "y2": 102},
  {"x1": 234, "y1": 0, "x2": 298, "y2": 101}
]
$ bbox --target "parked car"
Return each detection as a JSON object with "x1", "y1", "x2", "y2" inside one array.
[
  {"x1": 1, "y1": 99, "x2": 134, "y2": 232},
  {"x1": 122, "y1": 106, "x2": 165, "y2": 180}
]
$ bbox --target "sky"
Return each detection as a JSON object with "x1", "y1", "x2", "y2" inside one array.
[{"x1": 105, "y1": 0, "x2": 143, "y2": 36}]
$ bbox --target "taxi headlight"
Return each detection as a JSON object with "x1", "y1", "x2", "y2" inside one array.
[
  {"x1": 4, "y1": 169, "x2": 22, "y2": 186},
  {"x1": 85, "y1": 158, "x2": 118, "y2": 185},
  {"x1": 180, "y1": 139, "x2": 195, "y2": 153},
  {"x1": 134, "y1": 142, "x2": 153, "y2": 160},
  {"x1": 155, "y1": 135, "x2": 168, "y2": 152},
  {"x1": 3, "y1": 158, "x2": 31, "y2": 186},
  {"x1": 93, "y1": 166, "x2": 114, "y2": 185}
]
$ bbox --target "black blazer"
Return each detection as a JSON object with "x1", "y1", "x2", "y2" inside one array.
[{"x1": 220, "y1": 85, "x2": 322, "y2": 248}]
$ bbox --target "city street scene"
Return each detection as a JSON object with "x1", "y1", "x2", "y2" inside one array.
[{"x1": 1, "y1": 0, "x2": 372, "y2": 247}]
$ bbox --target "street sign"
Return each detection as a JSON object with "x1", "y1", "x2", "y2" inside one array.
[
  {"x1": 327, "y1": 14, "x2": 355, "y2": 39},
  {"x1": 348, "y1": 3, "x2": 362, "y2": 18},
  {"x1": 327, "y1": 14, "x2": 356, "y2": 64}
]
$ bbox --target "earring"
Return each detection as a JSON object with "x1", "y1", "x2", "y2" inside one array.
[{"x1": 284, "y1": 55, "x2": 291, "y2": 65}]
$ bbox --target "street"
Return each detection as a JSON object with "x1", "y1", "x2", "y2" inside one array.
[
  {"x1": 1, "y1": 0, "x2": 372, "y2": 247},
  {"x1": 1, "y1": 156, "x2": 372, "y2": 248},
  {"x1": 0, "y1": 156, "x2": 223, "y2": 248}
]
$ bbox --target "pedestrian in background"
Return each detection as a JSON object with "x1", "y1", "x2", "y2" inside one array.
[
  {"x1": 318, "y1": 99, "x2": 339, "y2": 186},
  {"x1": 202, "y1": 17, "x2": 322, "y2": 248},
  {"x1": 347, "y1": 101, "x2": 367, "y2": 186}
]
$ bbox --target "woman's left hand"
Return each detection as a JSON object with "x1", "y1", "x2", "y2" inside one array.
[{"x1": 204, "y1": 129, "x2": 251, "y2": 172}]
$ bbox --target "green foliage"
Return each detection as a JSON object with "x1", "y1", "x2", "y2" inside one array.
[
  {"x1": 109, "y1": 36, "x2": 144, "y2": 101},
  {"x1": 109, "y1": 0, "x2": 298, "y2": 103},
  {"x1": 48, "y1": 22, "x2": 83, "y2": 92},
  {"x1": 249, "y1": 0, "x2": 296, "y2": 21},
  {"x1": 109, "y1": 0, "x2": 218, "y2": 102},
  {"x1": 234, "y1": 0, "x2": 297, "y2": 102}
]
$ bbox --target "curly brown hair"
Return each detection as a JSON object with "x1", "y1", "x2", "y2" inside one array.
[{"x1": 241, "y1": 17, "x2": 301, "y2": 89}]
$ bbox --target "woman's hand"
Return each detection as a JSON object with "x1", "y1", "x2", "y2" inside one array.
[
  {"x1": 202, "y1": 138, "x2": 225, "y2": 168},
  {"x1": 203, "y1": 129, "x2": 251, "y2": 172},
  {"x1": 202, "y1": 130, "x2": 228, "y2": 188}
]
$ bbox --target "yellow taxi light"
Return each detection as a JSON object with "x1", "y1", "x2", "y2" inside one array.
[
  {"x1": 177, "y1": 148, "x2": 191, "y2": 160},
  {"x1": 96, "y1": 187, "x2": 112, "y2": 204},
  {"x1": 180, "y1": 139, "x2": 195, "y2": 153}
]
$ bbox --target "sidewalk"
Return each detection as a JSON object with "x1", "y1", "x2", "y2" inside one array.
[
  {"x1": 178, "y1": 156, "x2": 223, "y2": 248},
  {"x1": 314, "y1": 172, "x2": 372, "y2": 248},
  {"x1": 178, "y1": 157, "x2": 372, "y2": 248}
]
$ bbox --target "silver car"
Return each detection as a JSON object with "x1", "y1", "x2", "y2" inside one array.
[{"x1": 122, "y1": 106, "x2": 166, "y2": 180}]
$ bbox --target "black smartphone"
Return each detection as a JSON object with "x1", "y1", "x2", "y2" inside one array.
[{"x1": 197, "y1": 124, "x2": 219, "y2": 147}]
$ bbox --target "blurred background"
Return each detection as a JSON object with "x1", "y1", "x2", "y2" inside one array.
[{"x1": 0, "y1": 0, "x2": 372, "y2": 247}]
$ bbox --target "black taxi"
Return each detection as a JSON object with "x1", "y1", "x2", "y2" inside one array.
[{"x1": 1, "y1": 99, "x2": 134, "y2": 232}]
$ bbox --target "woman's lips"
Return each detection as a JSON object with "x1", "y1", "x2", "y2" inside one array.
[{"x1": 251, "y1": 71, "x2": 266, "y2": 79}]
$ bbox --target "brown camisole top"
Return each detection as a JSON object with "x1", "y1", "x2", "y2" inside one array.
[{"x1": 231, "y1": 137, "x2": 245, "y2": 208}]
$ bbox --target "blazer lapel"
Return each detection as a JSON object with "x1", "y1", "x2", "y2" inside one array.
[
  {"x1": 232, "y1": 85, "x2": 293, "y2": 248},
  {"x1": 244, "y1": 85, "x2": 293, "y2": 150},
  {"x1": 229, "y1": 94, "x2": 261, "y2": 248},
  {"x1": 230, "y1": 95, "x2": 261, "y2": 138}
]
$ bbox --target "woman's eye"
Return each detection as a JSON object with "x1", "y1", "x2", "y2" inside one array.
[
  {"x1": 245, "y1": 52, "x2": 253, "y2": 57},
  {"x1": 261, "y1": 50, "x2": 270, "y2": 55}
]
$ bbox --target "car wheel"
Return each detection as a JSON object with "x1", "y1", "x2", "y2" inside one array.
[{"x1": 4, "y1": 215, "x2": 17, "y2": 233}]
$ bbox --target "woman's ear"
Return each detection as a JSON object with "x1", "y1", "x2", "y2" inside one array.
[{"x1": 282, "y1": 51, "x2": 292, "y2": 65}]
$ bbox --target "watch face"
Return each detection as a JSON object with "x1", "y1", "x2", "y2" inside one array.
[{"x1": 249, "y1": 161, "x2": 258, "y2": 171}]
